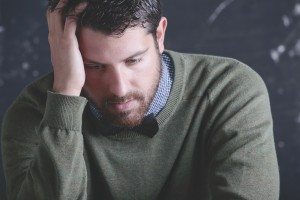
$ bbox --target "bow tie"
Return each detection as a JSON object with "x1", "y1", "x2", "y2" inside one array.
[{"x1": 99, "y1": 114, "x2": 159, "y2": 138}]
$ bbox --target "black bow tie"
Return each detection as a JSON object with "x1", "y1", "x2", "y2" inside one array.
[{"x1": 99, "y1": 114, "x2": 159, "y2": 138}]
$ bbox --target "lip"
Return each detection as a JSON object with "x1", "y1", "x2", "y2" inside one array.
[{"x1": 109, "y1": 99, "x2": 135, "y2": 111}]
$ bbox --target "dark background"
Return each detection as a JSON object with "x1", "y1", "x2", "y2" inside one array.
[{"x1": 1, "y1": 0, "x2": 300, "y2": 199}]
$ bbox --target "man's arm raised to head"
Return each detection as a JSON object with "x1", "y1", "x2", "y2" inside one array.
[
  {"x1": 1, "y1": 0, "x2": 90, "y2": 199},
  {"x1": 48, "y1": 0, "x2": 87, "y2": 96}
]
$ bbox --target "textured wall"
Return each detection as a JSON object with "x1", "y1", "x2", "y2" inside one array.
[{"x1": 1, "y1": 0, "x2": 299, "y2": 199}]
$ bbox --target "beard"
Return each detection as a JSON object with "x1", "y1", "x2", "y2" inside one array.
[
  {"x1": 84, "y1": 50, "x2": 162, "y2": 128},
  {"x1": 102, "y1": 90, "x2": 149, "y2": 127}
]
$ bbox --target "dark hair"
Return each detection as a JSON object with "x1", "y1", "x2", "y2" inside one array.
[{"x1": 48, "y1": 0, "x2": 162, "y2": 37}]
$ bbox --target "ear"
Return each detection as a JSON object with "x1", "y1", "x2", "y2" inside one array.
[{"x1": 156, "y1": 17, "x2": 168, "y2": 54}]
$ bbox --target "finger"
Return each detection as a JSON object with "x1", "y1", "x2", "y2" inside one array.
[
  {"x1": 48, "y1": 0, "x2": 69, "y2": 35},
  {"x1": 46, "y1": 8, "x2": 58, "y2": 38},
  {"x1": 54, "y1": 0, "x2": 68, "y2": 11},
  {"x1": 46, "y1": 9, "x2": 54, "y2": 34},
  {"x1": 46, "y1": 8, "x2": 64, "y2": 37},
  {"x1": 64, "y1": 2, "x2": 88, "y2": 37},
  {"x1": 46, "y1": 9, "x2": 50, "y2": 27}
]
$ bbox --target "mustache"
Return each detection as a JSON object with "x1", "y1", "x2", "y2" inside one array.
[{"x1": 104, "y1": 92, "x2": 145, "y2": 105}]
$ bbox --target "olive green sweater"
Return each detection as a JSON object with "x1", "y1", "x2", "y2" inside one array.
[{"x1": 1, "y1": 50, "x2": 279, "y2": 200}]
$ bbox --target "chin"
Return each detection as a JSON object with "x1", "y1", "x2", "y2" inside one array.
[{"x1": 105, "y1": 110, "x2": 145, "y2": 128}]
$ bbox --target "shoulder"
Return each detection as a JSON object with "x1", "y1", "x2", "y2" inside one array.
[
  {"x1": 1, "y1": 72, "x2": 54, "y2": 142},
  {"x1": 3, "y1": 72, "x2": 54, "y2": 119},
  {"x1": 165, "y1": 50, "x2": 268, "y2": 101}
]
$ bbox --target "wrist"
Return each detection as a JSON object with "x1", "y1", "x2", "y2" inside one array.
[{"x1": 52, "y1": 86, "x2": 82, "y2": 96}]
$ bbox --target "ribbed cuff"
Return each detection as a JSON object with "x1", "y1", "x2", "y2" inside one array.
[{"x1": 41, "y1": 90, "x2": 88, "y2": 130}]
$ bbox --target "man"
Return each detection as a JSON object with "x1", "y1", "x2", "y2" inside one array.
[{"x1": 1, "y1": 0, "x2": 279, "y2": 199}]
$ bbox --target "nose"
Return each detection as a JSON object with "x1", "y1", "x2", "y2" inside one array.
[{"x1": 107, "y1": 67, "x2": 129, "y2": 97}]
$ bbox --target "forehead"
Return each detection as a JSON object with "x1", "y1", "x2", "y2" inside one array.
[{"x1": 77, "y1": 27, "x2": 153, "y2": 61}]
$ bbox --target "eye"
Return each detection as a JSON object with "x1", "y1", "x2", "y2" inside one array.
[
  {"x1": 126, "y1": 58, "x2": 142, "y2": 65},
  {"x1": 84, "y1": 64, "x2": 105, "y2": 70}
]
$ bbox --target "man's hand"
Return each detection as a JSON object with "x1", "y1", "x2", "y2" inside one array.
[{"x1": 46, "y1": 0, "x2": 88, "y2": 96}]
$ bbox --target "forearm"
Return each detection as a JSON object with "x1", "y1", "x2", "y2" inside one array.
[{"x1": 2, "y1": 91, "x2": 89, "y2": 200}]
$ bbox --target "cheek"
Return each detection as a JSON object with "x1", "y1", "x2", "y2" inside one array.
[
  {"x1": 137, "y1": 63, "x2": 160, "y2": 93},
  {"x1": 84, "y1": 71, "x2": 106, "y2": 95},
  {"x1": 85, "y1": 71, "x2": 99, "y2": 87},
  {"x1": 131, "y1": 62, "x2": 157, "y2": 88}
]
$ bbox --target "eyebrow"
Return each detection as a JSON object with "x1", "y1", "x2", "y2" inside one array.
[{"x1": 83, "y1": 48, "x2": 149, "y2": 65}]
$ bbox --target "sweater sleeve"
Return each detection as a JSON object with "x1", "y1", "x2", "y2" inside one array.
[
  {"x1": 1, "y1": 90, "x2": 88, "y2": 200},
  {"x1": 205, "y1": 62, "x2": 280, "y2": 200}
]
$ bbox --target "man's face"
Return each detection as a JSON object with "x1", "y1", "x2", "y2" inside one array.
[{"x1": 77, "y1": 19, "x2": 167, "y2": 127}]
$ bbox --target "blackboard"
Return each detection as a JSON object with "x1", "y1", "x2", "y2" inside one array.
[{"x1": 1, "y1": 0, "x2": 299, "y2": 199}]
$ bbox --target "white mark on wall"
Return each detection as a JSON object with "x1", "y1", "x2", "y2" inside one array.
[
  {"x1": 282, "y1": 15, "x2": 291, "y2": 27},
  {"x1": 278, "y1": 141, "x2": 285, "y2": 148},
  {"x1": 23, "y1": 40, "x2": 33, "y2": 53},
  {"x1": 296, "y1": 113, "x2": 300, "y2": 124},
  {"x1": 288, "y1": 39, "x2": 300, "y2": 58},
  {"x1": 270, "y1": 45, "x2": 286, "y2": 63},
  {"x1": 270, "y1": 2, "x2": 300, "y2": 63},
  {"x1": 294, "y1": 3, "x2": 300, "y2": 16},
  {"x1": 294, "y1": 39, "x2": 300, "y2": 54},
  {"x1": 32, "y1": 70, "x2": 39, "y2": 77},
  {"x1": 208, "y1": 0, "x2": 236, "y2": 24},
  {"x1": 0, "y1": 26, "x2": 5, "y2": 33},
  {"x1": 277, "y1": 87, "x2": 284, "y2": 95},
  {"x1": 22, "y1": 62, "x2": 30, "y2": 70}
]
